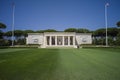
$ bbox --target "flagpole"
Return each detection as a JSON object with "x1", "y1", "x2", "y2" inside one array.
[
  {"x1": 12, "y1": 3, "x2": 15, "y2": 46},
  {"x1": 105, "y1": 3, "x2": 109, "y2": 47}
]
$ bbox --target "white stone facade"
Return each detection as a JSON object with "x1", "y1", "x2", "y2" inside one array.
[{"x1": 26, "y1": 32, "x2": 92, "y2": 48}]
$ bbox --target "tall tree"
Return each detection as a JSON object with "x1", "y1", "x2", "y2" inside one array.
[
  {"x1": 94, "y1": 28, "x2": 119, "y2": 37},
  {"x1": 23, "y1": 30, "x2": 34, "y2": 37},
  {"x1": 44, "y1": 29, "x2": 57, "y2": 32},
  {"x1": 0, "y1": 22, "x2": 6, "y2": 39},
  {"x1": 93, "y1": 28, "x2": 106, "y2": 45},
  {"x1": 77, "y1": 28, "x2": 90, "y2": 33},
  {"x1": 4, "y1": 31, "x2": 12, "y2": 38},
  {"x1": 0, "y1": 22, "x2": 6, "y2": 29},
  {"x1": 64, "y1": 28, "x2": 77, "y2": 32},
  {"x1": 116, "y1": 32, "x2": 120, "y2": 45},
  {"x1": 35, "y1": 30, "x2": 44, "y2": 33},
  {"x1": 14, "y1": 30, "x2": 23, "y2": 40},
  {"x1": 94, "y1": 28, "x2": 106, "y2": 37},
  {"x1": 107, "y1": 28, "x2": 119, "y2": 37},
  {"x1": 116, "y1": 21, "x2": 120, "y2": 27},
  {"x1": 116, "y1": 21, "x2": 120, "y2": 45},
  {"x1": 0, "y1": 30, "x2": 3, "y2": 39},
  {"x1": 0, "y1": 22, "x2": 7, "y2": 46}
]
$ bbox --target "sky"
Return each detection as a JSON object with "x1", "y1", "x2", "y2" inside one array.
[{"x1": 0, "y1": 0, "x2": 120, "y2": 31}]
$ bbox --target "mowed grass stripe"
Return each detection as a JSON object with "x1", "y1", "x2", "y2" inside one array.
[
  {"x1": 0, "y1": 49, "x2": 28, "y2": 54},
  {"x1": 58, "y1": 49, "x2": 110, "y2": 80},
  {"x1": 0, "y1": 48, "x2": 120, "y2": 80},
  {"x1": 50, "y1": 49, "x2": 120, "y2": 80},
  {"x1": 71, "y1": 49, "x2": 120, "y2": 80},
  {"x1": 0, "y1": 49, "x2": 29, "y2": 63},
  {"x1": 0, "y1": 49, "x2": 60, "y2": 80}
]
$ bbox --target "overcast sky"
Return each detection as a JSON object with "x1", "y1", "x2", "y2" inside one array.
[{"x1": 0, "y1": 0, "x2": 120, "y2": 31}]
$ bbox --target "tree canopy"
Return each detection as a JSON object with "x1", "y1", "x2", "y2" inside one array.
[
  {"x1": 64, "y1": 28, "x2": 90, "y2": 33},
  {"x1": 64, "y1": 28, "x2": 77, "y2": 32},
  {"x1": 0, "y1": 22, "x2": 6, "y2": 39},
  {"x1": 93, "y1": 28, "x2": 119, "y2": 37},
  {"x1": 93, "y1": 28, "x2": 105, "y2": 37},
  {"x1": 77, "y1": 28, "x2": 90, "y2": 33},
  {"x1": 44, "y1": 29, "x2": 57, "y2": 32},
  {"x1": 23, "y1": 30, "x2": 34, "y2": 37},
  {"x1": 14, "y1": 30, "x2": 23, "y2": 37},
  {"x1": 116, "y1": 21, "x2": 120, "y2": 27},
  {"x1": 0, "y1": 23, "x2": 6, "y2": 29},
  {"x1": 5, "y1": 31, "x2": 12, "y2": 37}
]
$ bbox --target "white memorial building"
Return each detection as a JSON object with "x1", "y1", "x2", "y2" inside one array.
[{"x1": 26, "y1": 32, "x2": 92, "y2": 48}]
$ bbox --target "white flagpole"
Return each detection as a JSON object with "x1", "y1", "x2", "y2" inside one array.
[
  {"x1": 105, "y1": 3, "x2": 109, "y2": 47},
  {"x1": 12, "y1": 3, "x2": 15, "y2": 46}
]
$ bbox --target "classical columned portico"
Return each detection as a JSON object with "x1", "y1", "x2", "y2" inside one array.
[
  {"x1": 27, "y1": 32, "x2": 92, "y2": 48},
  {"x1": 46, "y1": 36, "x2": 75, "y2": 47}
]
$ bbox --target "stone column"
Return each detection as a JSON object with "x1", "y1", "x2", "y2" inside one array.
[
  {"x1": 68, "y1": 36, "x2": 70, "y2": 46},
  {"x1": 45, "y1": 36, "x2": 47, "y2": 47},
  {"x1": 41, "y1": 36, "x2": 46, "y2": 48},
  {"x1": 55, "y1": 36, "x2": 57, "y2": 46},
  {"x1": 50, "y1": 36, "x2": 51, "y2": 46},
  {"x1": 73, "y1": 36, "x2": 75, "y2": 47},
  {"x1": 45, "y1": 36, "x2": 46, "y2": 46},
  {"x1": 62, "y1": 36, "x2": 64, "y2": 46}
]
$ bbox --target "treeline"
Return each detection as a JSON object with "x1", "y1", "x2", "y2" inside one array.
[{"x1": 0, "y1": 21, "x2": 120, "y2": 46}]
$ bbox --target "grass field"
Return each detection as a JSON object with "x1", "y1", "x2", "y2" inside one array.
[{"x1": 0, "y1": 48, "x2": 120, "y2": 80}]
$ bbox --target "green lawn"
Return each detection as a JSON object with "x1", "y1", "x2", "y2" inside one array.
[{"x1": 0, "y1": 48, "x2": 120, "y2": 80}]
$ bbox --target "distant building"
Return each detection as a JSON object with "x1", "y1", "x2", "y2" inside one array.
[{"x1": 26, "y1": 32, "x2": 92, "y2": 48}]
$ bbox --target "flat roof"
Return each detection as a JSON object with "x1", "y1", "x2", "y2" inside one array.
[{"x1": 28, "y1": 32, "x2": 92, "y2": 35}]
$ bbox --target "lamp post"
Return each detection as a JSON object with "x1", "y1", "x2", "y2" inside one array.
[
  {"x1": 105, "y1": 3, "x2": 109, "y2": 47},
  {"x1": 12, "y1": 3, "x2": 15, "y2": 46}
]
